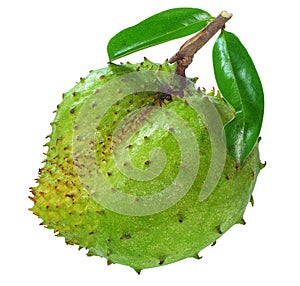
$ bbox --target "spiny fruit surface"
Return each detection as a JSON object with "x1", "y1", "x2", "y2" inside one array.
[{"x1": 30, "y1": 59, "x2": 262, "y2": 272}]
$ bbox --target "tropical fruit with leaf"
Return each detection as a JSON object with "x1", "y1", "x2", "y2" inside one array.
[{"x1": 30, "y1": 8, "x2": 264, "y2": 272}]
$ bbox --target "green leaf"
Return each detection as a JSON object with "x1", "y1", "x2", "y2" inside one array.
[
  {"x1": 107, "y1": 8, "x2": 213, "y2": 61},
  {"x1": 213, "y1": 30, "x2": 264, "y2": 165}
]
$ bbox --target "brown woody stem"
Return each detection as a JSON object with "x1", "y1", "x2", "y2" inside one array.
[{"x1": 169, "y1": 11, "x2": 232, "y2": 77}]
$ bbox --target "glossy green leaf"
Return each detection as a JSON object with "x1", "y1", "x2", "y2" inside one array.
[
  {"x1": 213, "y1": 30, "x2": 264, "y2": 165},
  {"x1": 107, "y1": 8, "x2": 213, "y2": 61}
]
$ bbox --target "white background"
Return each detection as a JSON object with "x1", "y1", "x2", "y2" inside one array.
[{"x1": 1, "y1": 0, "x2": 299, "y2": 285}]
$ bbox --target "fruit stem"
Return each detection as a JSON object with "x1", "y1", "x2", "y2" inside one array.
[{"x1": 169, "y1": 11, "x2": 232, "y2": 77}]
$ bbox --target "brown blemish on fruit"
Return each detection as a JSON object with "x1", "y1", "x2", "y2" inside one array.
[
  {"x1": 65, "y1": 193, "x2": 74, "y2": 199},
  {"x1": 96, "y1": 210, "x2": 105, "y2": 216},
  {"x1": 120, "y1": 232, "x2": 131, "y2": 240}
]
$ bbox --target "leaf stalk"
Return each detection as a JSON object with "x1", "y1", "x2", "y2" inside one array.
[{"x1": 169, "y1": 11, "x2": 232, "y2": 77}]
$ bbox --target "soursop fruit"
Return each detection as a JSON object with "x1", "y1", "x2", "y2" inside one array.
[{"x1": 30, "y1": 58, "x2": 263, "y2": 272}]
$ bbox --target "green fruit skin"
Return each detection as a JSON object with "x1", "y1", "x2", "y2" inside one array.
[{"x1": 30, "y1": 59, "x2": 262, "y2": 272}]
